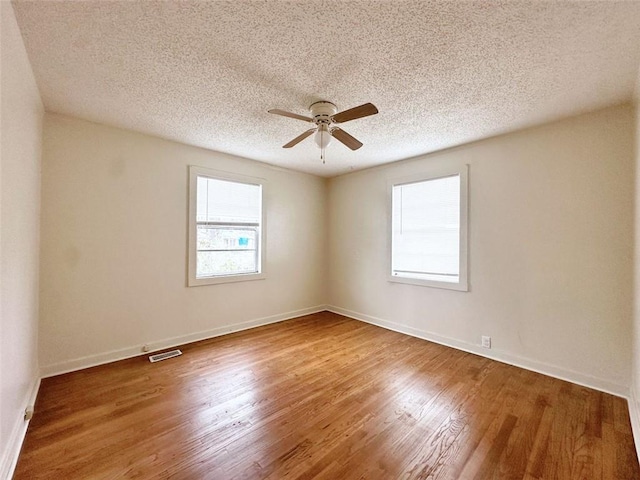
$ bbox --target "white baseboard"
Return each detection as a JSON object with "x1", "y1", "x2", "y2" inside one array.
[
  {"x1": 327, "y1": 305, "x2": 628, "y2": 398},
  {"x1": 0, "y1": 376, "x2": 40, "y2": 480},
  {"x1": 41, "y1": 305, "x2": 327, "y2": 378},
  {"x1": 629, "y1": 387, "x2": 640, "y2": 461}
]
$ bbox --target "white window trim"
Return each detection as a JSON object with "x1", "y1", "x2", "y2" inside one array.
[
  {"x1": 388, "y1": 164, "x2": 469, "y2": 291},
  {"x1": 188, "y1": 166, "x2": 267, "y2": 287}
]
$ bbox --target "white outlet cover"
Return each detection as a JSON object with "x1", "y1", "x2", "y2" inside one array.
[{"x1": 481, "y1": 336, "x2": 491, "y2": 349}]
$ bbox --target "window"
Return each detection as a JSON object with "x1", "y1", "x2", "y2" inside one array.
[
  {"x1": 188, "y1": 166, "x2": 265, "y2": 286},
  {"x1": 389, "y1": 165, "x2": 468, "y2": 291}
]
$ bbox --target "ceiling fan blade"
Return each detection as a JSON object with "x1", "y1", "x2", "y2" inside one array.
[
  {"x1": 268, "y1": 109, "x2": 313, "y2": 122},
  {"x1": 331, "y1": 103, "x2": 378, "y2": 124},
  {"x1": 283, "y1": 128, "x2": 315, "y2": 148},
  {"x1": 331, "y1": 128, "x2": 363, "y2": 150}
]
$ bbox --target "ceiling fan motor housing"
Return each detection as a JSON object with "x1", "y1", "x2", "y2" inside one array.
[{"x1": 310, "y1": 101, "x2": 337, "y2": 126}]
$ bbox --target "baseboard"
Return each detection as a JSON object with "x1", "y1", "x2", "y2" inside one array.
[
  {"x1": 629, "y1": 387, "x2": 640, "y2": 461},
  {"x1": 41, "y1": 305, "x2": 327, "y2": 378},
  {"x1": 0, "y1": 376, "x2": 40, "y2": 480},
  {"x1": 327, "y1": 305, "x2": 628, "y2": 398}
]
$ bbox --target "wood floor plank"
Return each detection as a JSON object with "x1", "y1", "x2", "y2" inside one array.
[{"x1": 14, "y1": 312, "x2": 640, "y2": 479}]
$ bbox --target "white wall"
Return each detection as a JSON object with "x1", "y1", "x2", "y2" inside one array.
[
  {"x1": 39, "y1": 114, "x2": 327, "y2": 374},
  {"x1": 0, "y1": 2, "x2": 43, "y2": 478},
  {"x1": 328, "y1": 104, "x2": 634, "y2": 395}
]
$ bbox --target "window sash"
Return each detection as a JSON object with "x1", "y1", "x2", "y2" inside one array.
[
  {"x1": 196, "y1": 224, "x2": 260, "y2": 278},
  {"x1": 389, "y1": 166, "x2": 468, "y2": 291}
]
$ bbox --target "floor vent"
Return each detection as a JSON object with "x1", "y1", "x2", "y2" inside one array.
[{"x1": 149, "y1": 349, "x2": 182, "y2": 363}]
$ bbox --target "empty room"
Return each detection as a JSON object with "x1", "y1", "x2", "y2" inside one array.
[{"x1": 3, "y1": 1, "x2": 640, "y2": 478}]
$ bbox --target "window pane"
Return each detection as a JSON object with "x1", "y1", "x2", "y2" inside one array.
[
  {"x1": 197, "y1": 226, "x2": 257, "y2": 251},
  {"x1": 392, "y1": 175, "x2": 460, "y2": 282},
  {"x1": 197, "y1": 250, "x2": 257, "y2": 277},
  {"x1": 196, "y1": 177, "x2": 261, "y2": 223}
]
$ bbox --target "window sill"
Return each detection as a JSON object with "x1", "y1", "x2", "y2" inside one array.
[{"x1": 388, "y1": 275, "x2": 468, "y2": 291}]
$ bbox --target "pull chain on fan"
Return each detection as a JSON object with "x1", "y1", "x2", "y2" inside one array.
[{"x1": 268, "y1": 101, "x2": 378, "y2": 162}]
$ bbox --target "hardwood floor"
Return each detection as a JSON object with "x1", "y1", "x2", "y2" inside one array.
[{"x1": 15, "y1": 312, "x2": 639, "y2": 479}]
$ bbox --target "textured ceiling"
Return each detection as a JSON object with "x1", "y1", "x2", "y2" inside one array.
[{"x1": 11, "y1": 1, "x2": 640, "y2": 177}]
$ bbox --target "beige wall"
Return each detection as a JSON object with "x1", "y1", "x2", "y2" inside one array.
[
  {"x1": 40, "y1": 114, "x2": 327, "y2": 374},
  {"x1": 631, "y1": 92, "x2": 640, "y2": 449},
  {"x1": 0, "y1": 2, "x2": 43, "y2": 477},
  {"x1": 328, "y1": 104, "x2": 634, "y2": 395}
]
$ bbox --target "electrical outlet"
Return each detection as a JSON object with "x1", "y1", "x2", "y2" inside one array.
[{"x1": 481, "y1": 336, "x2": 491, "y2": 349}]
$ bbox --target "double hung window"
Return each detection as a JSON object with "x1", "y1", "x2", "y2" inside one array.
[
  {"x1": 188, "y1": 166, "x2": 265, "y2": 286},
  {"x1": 390, "y1": 165, "x2": 468, "y2": 291}
]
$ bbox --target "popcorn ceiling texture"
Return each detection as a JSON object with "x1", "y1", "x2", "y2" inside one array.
[{"x1": 11, "y1": 1, "x2": 640, "y2": 177}]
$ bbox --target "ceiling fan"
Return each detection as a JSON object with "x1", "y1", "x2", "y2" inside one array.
[{"x1": 268, "y1": 101, "x2": 378, "y2": 161}]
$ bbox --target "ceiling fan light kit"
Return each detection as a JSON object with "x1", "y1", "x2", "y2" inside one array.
[
  {"x1": 314, "y1": 124, "x2": 332, "y2": 149},
  {"x1": 268, "y1": 101, "x2": 378, "y2": 164}
]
